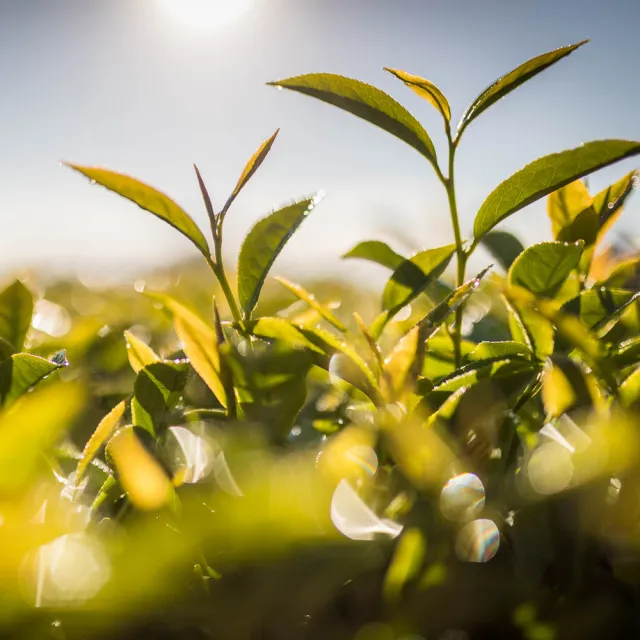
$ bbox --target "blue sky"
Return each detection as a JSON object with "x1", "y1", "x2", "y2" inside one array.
[{"x1": 1, "y1": 0, "x2": 639, "y2": 285}]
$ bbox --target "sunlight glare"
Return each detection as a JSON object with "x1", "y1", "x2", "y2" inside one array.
[{"x1": 159, "y1": 0, "x2": 252, "y2": 29}]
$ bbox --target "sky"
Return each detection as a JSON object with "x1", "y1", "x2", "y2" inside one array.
[{"x1": 1, "y1": 0, "x2": 639, "y2": 286}]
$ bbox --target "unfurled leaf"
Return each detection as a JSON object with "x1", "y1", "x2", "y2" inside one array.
[
  {"x1": 0, "y1": 382, "x2": 84, "y2": 494},
  {"x1": 383, "y1": 245, "x2": 456, "y2": 314},
  {"x1": 275, "y1": 277, "x2": 346, "y2": 331},
  {"x1": 383, "y1": 528, "x2": 426, "y2": 602},
  {"x1": 542, "y1": 356, "x2": 599, "y2": 419},
  {"x1": 458, "y1": 40, "x2": 587, "y2": 136},
  {"x1": 547, "y1": 179, "x2": 592, "y2": 238},
  {"x1": 474, "y1": 140, "x2": 640, "y2": 240},
  {"x1": 194, "y1": 164, "x2": 216, "y2": 232},
  {"x1": 131, "y1": 361, "x2": 188, "y2": 437},
  {"x1": 66, "y1": 165, "x2": 210, "y2": 255},
  {"x1": 561, "y1": 288, "x2": 636, "y2": 331},
  {"x1": 508, "y1": 241, "x2": 583, "y2": 298},
  {"x1": 237, "y1": 196, "x2": 321, "y2": 317},
  {"x1": 222, "y1": 130, "x2": 279, "y2": 215},
  {"x1": 481, "y1": 231, "x2": 524, "y2": 271},
  {"x1": 592, "y1": 170, "x2": 638, "y2": 241},
  {"x1": 384, "y1": 68, "x2": 451, "y2": 121},
  {"x1": 0, "y1": 280, "x2": 33, "y2": 357},
  {"x1": 224, "y1": 342, "x2": 312, "y2": 439},
  {"x1": 77, "y1": 400, "x2": 126, "y2": 481},
  {"x1": 342, "y1": 240, "x2": 405, "y2": 270},
  {"x1": 269, "y1": 73, "x2": 437, "y2": 164},
  {"x1": 108, "y1": 427, "x2": 173, "y2": 511},
  {"x1": 0, "y1": 353, "x2": 67, "y2": 407},
  {"x1": 503, "y1": 295, "x2": 554, "y2": 360},
  {"x1": 150, "y1": 294, "x2": 227, "y2": 407},
  {"x1": 247, "y1": 316, "x2": 325, "y2": 354},
  {"x1": 124, "y1": 330, "x2": 160, "y2": 373}
]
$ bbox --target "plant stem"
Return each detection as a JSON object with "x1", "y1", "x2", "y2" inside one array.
[
  {"x1": 443, "y1": 136, "x2": 466, "y2": 367},
  {"x1": 205, "y1": 248, "x2": 242, "y2": 326}
]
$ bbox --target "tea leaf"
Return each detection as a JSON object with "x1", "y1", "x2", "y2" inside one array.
[
  {"x1": 470, "y1": 341, "x2": 531, "y2": 361},
  {"x1": 561, "y1": 288, "x2": 636, "y2": 330},
  {"x1": 343, "y1": 240, "x2": 405, "y2": 270},
  {"x1": 383, "y1": 244, "x2": 456, "y2": 314},
  {"x1": 542, "y1": 356, "x2": 597, "y2": 419},
  {"x1": 620, "y1": 367, "x2": 640, "y2": 410},
  {"x1": 508, "y1": 241, "x2": 583, "y2": 298},
  {"x1": 384, "y1": 68, "x2": 451, "y2": 122},
  {"x1": 481, "y1": 231, "x2": 524, "y2": 271},
  {"x1": 131, "y1": 361, "x2": 188, "y2": 437},
  {"x1": 458, "y1": 40, "x2": 587, "y2": 136},
  {"x1": 503, "y1": 295, "x2": 554, "y2": 360},
  {"x1": 275, "y1": 277, "x2": 346, "y2": 332},
  {"x1": 108, "y1": 427, "x2": 173, "y2": 511},
  {"x1": 149, "y1": 294, "x2": 226, "y2": 407},
  {"x1": 222, "y1": 130, "x2": 279, "y2": 215},
  {"x1": 592, "y1": 170, "x2": 638, "y2": 241},
  {"x1": 247, "y1": 316, "x2": 325, "y2": 354},
  {"x1": 474, "y1": 140, "x2": 640, "y2": 240},
  {"x1": 599, "y1": 256, "x2": 640, "y2": 288},
  {"x1": 612, "y1": 337, "x2": 640, "y2": 368},
  {"x1": 124, "y1": 330, "x2": 161, "y2": 373},
  {"x1": 0, "y1": 353, "x2": 66, "y2": 407},
  {"x1": 383, "y1": 528, "x2": 426, "y2": 602},
  {"x1": 237, "y1": 196, "x2": 321, "y2": 317},
  {"x1": 382, "y1": 325, "x2": 425, "y2": 402},
  {"x1": 0, "y1": 280, "x2": 33, "y2": 356},
  {"x1": 66, "y1": 165, "x2": 210, "y2": 255},
  {"x1": 77, "y1": 400, "x2": 126, "y2": 481},
  {"x1": 269, "y1": 73, "x2": 437, "y2": 165}
]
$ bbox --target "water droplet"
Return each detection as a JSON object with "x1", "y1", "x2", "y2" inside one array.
[
  {"x1": 455, "y1": 519, "x2": 500, "y2": 563},
  {"x1": 395, "y1": 304, "x2": 412, "y2": 322},
  {"x1": 276, "y1": 85, "x2": 284, "y2": 91},
  {"x1": 89, "y1": 179, "x2": 97, "y2": 185},
  {"x1": 440, "y1": 473, "x2": 485, "y2": 522},
  {"x1": 134, "y1": 280, "x2": 146, "y2": 293},
  {"x1": 290, "y1": 426, "x2": 302, "y2": 437},
  {"x1": 528, "y1": 442, "x2": 573, "y2": 495}
]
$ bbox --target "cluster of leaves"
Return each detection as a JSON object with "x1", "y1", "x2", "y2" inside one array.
[{"x1": 1, "y1": 39, "x2": 640, "y2": 639}]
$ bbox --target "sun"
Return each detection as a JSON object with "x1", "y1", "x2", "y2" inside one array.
[{"x1": 159, "y1": 0, "x2": 252, "y2": 29}]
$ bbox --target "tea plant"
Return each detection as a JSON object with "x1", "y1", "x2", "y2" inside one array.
[{"x1": 1, "y1": 38, "x2": 639, "y2": 639}]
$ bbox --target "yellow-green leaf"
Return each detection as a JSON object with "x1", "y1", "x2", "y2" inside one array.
[
  {"x1": 237, "y1": 196, "x2": 321, "y2": 317},
  {"x1": 222, "y1": 130, "x2": 279, "y2": 215},
  {"x1": 383, "y1": 528, "x2": 426, "y2": 602},
  {"x1": 0, "y1": 353, "x2": 66, "y2": 407},
  {"x1": 269, "y1": 73, "x2": 437, "y2": 165},
  {"x1": 458, "y1": 40, "x2": 587, "y2": 136},
  {"x1": 247, "y1": 316, "x2": 325, "y2": 354},
  {"x1": 124, "y1": 330, "x2": 160, "y2": 373},
  {"x1": 620, "y1": 368, "x2": 640, "y2": 410},
  {"x1": 275, "y1": 277, "x2": 346, "y2": 332},
  {"x1": 67, "y1": 165, "x2": 210, "y2": 255},
  {"x1": 77, "y1": 400, "x2": 126, "y2": 481},
  {"x1": 342, "y1": 240, "x2": 405, "y2": 270},
  {"x1": 384, "y1": 68, "x2": 451, "y2": 121},
  {"x1": 592, "y1": 170, "x2": 638, "y2": 242},
  {"x1": 149, "y1": 294, "x2": 226, "y2": 407},
  {"x1": 547, "y1": 179, "x2": 593, "y2": 237},
  {"x1": 0, "y1": 280, "x2": 33, "y2": 357},
  {"x1": 474, "y1": 140, "x2": 640, "y2": 241}
]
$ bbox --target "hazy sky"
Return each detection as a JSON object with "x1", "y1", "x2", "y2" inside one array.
[{"x1": 1, "y1": 0, "x2": 639, "y2": 285}]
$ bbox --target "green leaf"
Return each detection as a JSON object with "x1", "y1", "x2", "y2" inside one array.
[
  {"x1": 470, "y1": 341, "x2": 531, "y2": 361},
  {"x1": 131, "y1": 361, "x2": 188, "y2": 437},
  {"x1": 237, "y1": 196, "x2": 321, "y2": 317},
  {"x1": 274, "y1": 277, "x2": 346, "y2": 332},
  {"x1": 247, "y1": 316, "x2": 326, "y2": 354},
  {"x1": 474, "y1": 140, "x2": 640, "y2": 241},
  {"x1": 0, "y1": 280, "x2": 33, "y2": 356},
  {"x1": 268, "y1": 73, "x2": 437, "y2": 165},
  {"x1": 342, "y1": 240, "x2": 405, "y2": 270},
  {"x1": 503, "y1": 295, "x2": 554, "y2": 360},
  {"x1": 77, "y1": 400, "x2": 126, "y2": 481},
  {"x1": 481, "y1": 231, "x2": 524, "y2": 271},
  {"x1": 0, "y1": 353, "x2": 67, "y2": 407},
  {"x1": 0, "y1": 382, "x2": 84, "y2": 494},
  {"x1": 541, "y1": 355, "x2": 597, "y2": 419},
  {"x1": 458, "y1": 40, "x2": 587, "y2": 136},
  {"x1": 508, "y1": 241, "x2": 583, "y2": 298},
  {"x1": 600, "y1": 256, "x2": 640, "y2": 288},
  {"x1": 547, "y1": 179, "x2": 592, "y2": 238},
  {"x1": 66, "y1": 164, "x2": 210, "y2": 255},
  {"x1": 612, "y1": 337, "x2": 640, "y2": 368},
  {"x1": 382, "y1": 325, "x2": 426, "y2": 402},
  {"x1": 382, "y1": 244, "x2": 456, "y2": 314},
  {"x1": 124, "y1": 330, "x2": 161, "y2": 373},
  {"x1": 561, "y1": 288, "x2": 636, "y2": 331},
  {"x1": 222, "y1": 129, "x2": 279, "y2": 215},
  {"x1": 384, "y1": 68, "x2": 451, "y2": 121},
  {"x1": 224, "y1": 342, "x2": 313, "y2": 439},
  {"x1": 592, "y1": 170, "x2": 638, "y2": 241}
]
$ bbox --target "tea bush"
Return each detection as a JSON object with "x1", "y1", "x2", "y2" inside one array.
[{"x1": 1, "y1": 39, "x2": 640, "y2": 639}]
